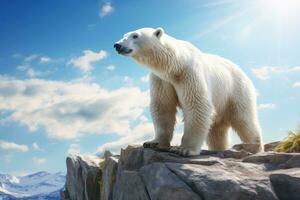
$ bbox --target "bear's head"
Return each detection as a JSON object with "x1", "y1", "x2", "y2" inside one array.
[{"x1": 114, "y1": 28, "x2": 164, "y2": 61}]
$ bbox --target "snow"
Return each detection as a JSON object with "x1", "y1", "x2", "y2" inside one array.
[{"x1": 0, "y1": 171, "x2": 65, "y2": 198}]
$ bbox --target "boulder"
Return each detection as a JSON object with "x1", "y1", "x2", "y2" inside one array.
[
  {"x1": 62, "y1": 155, "x2": 101, "y2": 200},
  {"x1": 270, "y1": 170, "x2": 300, "y2": 200},
  {"x1": 101, "y1": 152, "x2": 119, "y2": 200},
  {"x1": 242, "y1": 152, "x2": 300, "y2": 169},
  {"x1": 264, "y1": 141, "x2": 280, "y2": 152}
]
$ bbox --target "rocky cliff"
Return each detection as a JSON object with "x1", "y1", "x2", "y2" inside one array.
[{"x1": 61, "y1": 143, "x2": 300, "y2": 200}]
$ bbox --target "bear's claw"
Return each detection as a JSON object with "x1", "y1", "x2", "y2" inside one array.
[
  {"x1": 170, "y1": 146, "x2": 199, "y2": 157},
  {"x1": 143, "y1": 141, "x2": 159, "y2": 148}
]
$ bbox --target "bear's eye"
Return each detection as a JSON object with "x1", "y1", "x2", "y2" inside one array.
[{"x1": 132, "y1": 34, "x2": 138, "y2": 39}]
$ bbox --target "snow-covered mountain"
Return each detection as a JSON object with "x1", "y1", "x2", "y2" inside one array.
[{"x1": 0, "y1": 171, "x2": 65, "y2": 200}]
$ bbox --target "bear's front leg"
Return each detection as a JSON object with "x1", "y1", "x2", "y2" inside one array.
[
  {"x1": 143, "y1": 74, "x2": 178, "y2": 151},
  {"x1": 170, "y1": 83, "x2": 213, "y2": 156}
]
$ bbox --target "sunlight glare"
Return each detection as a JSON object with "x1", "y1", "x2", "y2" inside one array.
[{"x1": 257, "y1": 0, "x2": 300, "y2": 20}]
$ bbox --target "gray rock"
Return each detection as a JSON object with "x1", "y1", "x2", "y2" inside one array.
[
  {"x1": 101, "y1": 154, "x2": 119, "y2": 200},
  {"x1": 270, "y1": 170, "x2": 300, "y2": 200},
  {"x1": 60, "y1": 190, "x2": 70, "y2": 200},
  {"x1": 63, "y1": 155, "x2": 101, "y2": 200},
  {"x1": 113, "y1": 170, "x2": 150, "y2": 200},
  {"x1": 140, "y1": 163, "x2": 201, "y2": 200},
  {"x1": 117, "y1": 145, "x2": 144, "y2": 171},
  {"x1": 200, "y1": 149, "x2": 252, "y2": 159},
  {"x1": 264, "y1": 141, "x2": 280, "y2": 152},
  {"x1": 242, "y1": 152, "x2": 300, "y2": 169},
  {"x1": 232, "y1": 143, "x2": 261, "y2": 154},
  {"x1": 166, "y1": 162, "x2": 278, "y2": 200}
]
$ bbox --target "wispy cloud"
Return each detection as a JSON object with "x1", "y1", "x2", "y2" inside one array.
[
  {"x1": 106, "y1": 65, "x2": 115, "y2": 71},
  {"x1": 257, "y1": 103, "x2": 276, "y2": 110},
  {"x1": 24, "y1": 54, "x2": 38, "y2": 62},
  {"x1": 17, "y1": 65, "x2": 50, "y2": 78},
  {"x1": 252, "y1": 66, "x2": 300, "y2": 80},
  {"x1": 0, "y1": 140, "x2": 29, "y2": 152},
  {"x1": 32, "y1": 142, "x2": 41, "y2": 150},
  {"x1": 293, "y1": 81, "x2": 300, "y2": 88},
  {"x1": 32, "y1": 157, "x2": 46, "y2": 164},
  {"x1": 0, "y1": 75, "x2": 149, "y2": 139},
  {"x1": 40, "y1": 56, "x2": 52, "y2": 64},
  {"x1": 99, "y1": 2, "x2": 114, "y2": 18},
  {"x1": 68, "y1": 50, "x2": 108, "y2": 73},
  {"x1": 39, "y1": 56, "x2": 61, "y2": 64},
  {"x1": 26, "y1": 68, "x2": 43, "y2": 78},
  {"x1": 140, "y1": 75, "x2": 150, "y2": 83}
]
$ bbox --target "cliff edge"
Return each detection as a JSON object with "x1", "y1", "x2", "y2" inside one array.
[{"x1": 61, "y1": 143, "x2": 300, "y2": 200}]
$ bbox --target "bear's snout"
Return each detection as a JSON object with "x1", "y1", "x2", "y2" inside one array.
[
  {"x1": 114, "y1": 43, "x2": 122, "y2": 53},
  {"x1": 114, "y1": 43, "x2": 133, "y2": 55}
]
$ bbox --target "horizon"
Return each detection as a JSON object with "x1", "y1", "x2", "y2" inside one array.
[{"x1": 0, "y1": 0, "x2": 300, "y2": 175}]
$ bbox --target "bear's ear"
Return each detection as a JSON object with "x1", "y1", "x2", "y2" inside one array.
[{"x1": 154, "y1": 27, "x2": 164, "y2": 39}]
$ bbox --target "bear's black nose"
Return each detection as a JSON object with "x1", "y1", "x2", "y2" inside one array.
[{"x1": 114, "y1": 43, "x2": 122, "y2": 52}]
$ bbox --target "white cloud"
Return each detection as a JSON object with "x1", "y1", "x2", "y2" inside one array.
[
  {"x1": 32, "y1": 142, "x2": 40, "y2": 150},
  {"x1": 252, "y1": 66, "x2": 300, "y2": 80},
  {"x1": 68, "y1": 143, "x2": 81, "y2": 155},
  {"x1": 0, "y1": 75, "x2": 149, "y2": 139},
  {"x1": 0, "y1": 140, "x2": 28, "y2": 152},
  {"x1": 97, "y1": 122, "x2": 154, "y2": 155},
  {"x1": 17, "y1": 64, "x2": 50, "y2": 78},
  {"x1": 32, "y1": 157, "x2": 46, "y2": 164},
  {"x1": 39, "y1": 56, "x2": 53, "y2": 64},
  {"x1": 140, "y1": 75, "x2": 150, "y2": 83},
  {"x1": 257, "y1": 103, "x2": 276, "y2": 110},
  {"x1": 26, "y1": 68, "x2": 42, "y2": 78},
  {"x1": 99, "y1": 2, "x2": 114, "y2": 17},
  {"x1": 68, "y1": 50, "x2": 108, "y2": 73},
  {"x1": 40, "y1": 56, "x2": 51, "y2": 63},
  {"x1": 106, "y1": 65, "x2": 115, "y2": 71},
  {"x1": 24, "y1": 54, "x2": 38, "y2": 62},
  {"x1": 123, "y1": 76, "x2": 134, "y2": 85},
  {"x1": 293, "y1": 81, "x2": 300, "y2": 88},
  {"x1": 16, "y1": 64, "x2": 29, "y2": 71},
  {"x1": 39, "y1": 56, "x2": 62, "y2": 64}
]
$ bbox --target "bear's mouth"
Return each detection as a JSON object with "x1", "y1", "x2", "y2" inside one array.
[{"x1": 119, "y1": 48, "x2": 133, "y2": 55}]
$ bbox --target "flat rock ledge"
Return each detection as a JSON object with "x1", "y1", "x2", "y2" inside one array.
[{"x1": 61, "y1": 143, "x2": 300, "y2": 200}]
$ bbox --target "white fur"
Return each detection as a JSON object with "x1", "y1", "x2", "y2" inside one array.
[{"x1": 115, "y1": 27, "x2": 263, "y2": 156}]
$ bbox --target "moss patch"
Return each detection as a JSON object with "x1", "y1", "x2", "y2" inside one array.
[{"x1": 275, "y1": 127, "x2": 300, "y2": 153}]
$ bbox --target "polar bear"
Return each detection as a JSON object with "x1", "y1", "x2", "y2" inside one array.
[{"x1": 114, "y1": 27, "x2": 263, "y2": 156}]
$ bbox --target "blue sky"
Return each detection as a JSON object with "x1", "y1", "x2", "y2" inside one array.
[{"x1": 0, "y1": 0, "x2": 300, "y2": 175}]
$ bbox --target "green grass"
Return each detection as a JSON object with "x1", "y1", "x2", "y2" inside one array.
[{"x1": 275, "y1": 126, "x2": 300, "y2": 153}]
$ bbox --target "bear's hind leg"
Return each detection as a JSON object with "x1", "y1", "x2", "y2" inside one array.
[
  {"x1": 207, "y1": 121, "x2": 230, "y2": 151},
  {"x1": 231, "y1": 110, "x2": 263, "y2": 153}
]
